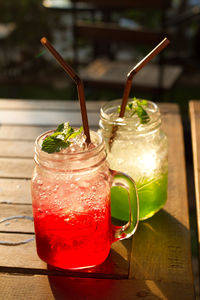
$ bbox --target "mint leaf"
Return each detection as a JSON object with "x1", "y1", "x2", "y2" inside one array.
[
  {"x1": 41, "y1": 122, "x2": 83, "y2": 153},
  {"x1": 135, "y1": 104, "x2": 150, "y2": 124},
  {"x1": 69, "y1": 126, "x2": 83, "y2": 139},
  {"x1": 118, "y1": 98, "x2": 150, "y2": 124},
  {"x1": 55, "y1": 123, "x2": 65, "y2": 132},
  {"x1": 42, "y1": 136, "x2": 70, "y2": 153},
  {"x1": 127, "y1": 103, "x2": 133, "y2": 110},
  {"x1": 56, "y1": 122, "x2": 74, "y2": 138},
  {"x1": 51, "y1": 132, "x2": 65, "y2": 138},
  {"x1": 140, "y1": 100, "x2": 148, "y2": 106}
]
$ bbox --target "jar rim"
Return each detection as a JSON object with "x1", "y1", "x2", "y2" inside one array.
[
  {"x1": 35, "y1": 129, "x2": 104, "y2": 160},
  {"x1": 100, "y1": 99, "x2": 161, "y2": 130}
]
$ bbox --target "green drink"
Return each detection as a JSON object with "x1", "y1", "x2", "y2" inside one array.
[
  {"x1": 100, "y1": 99, "x2": 168, "y2": 220},
  {"x1": 111, "y1": 172, "x2": 168, "y2": 220}
]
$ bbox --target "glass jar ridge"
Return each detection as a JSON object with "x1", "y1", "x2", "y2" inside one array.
[
  {"x1": 100, "y1": 99, "x2": 162, "y2": 137},
  {"x1": 34, "y1": 130, "x2": 106, "y2": 173}
]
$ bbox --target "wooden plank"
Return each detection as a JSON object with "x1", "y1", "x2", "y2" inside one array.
[
  {"x1": 0, "y1": 99, "x2": 179, "y2": 114},
  {"x1": 161, "y1": 113, "x2": 190, "y2": 228},
  {"x1": 0, "y1": 274, "x2": 194, "y2": 300},
  {"x1": 0, "y1": 125, "x2": 55, "y2": 141},
  {"x1": 0, "y1": 232, "x2": 131, "y2": 278},
  {"x1": 0, "y1": 233, "x2": 40, "y2": 269},
  {"x1": 0, "y1": 158, "x2": 34, "y2": 179},
  {"x1": 0, "y1": 204, "x2": 33, "y2": 232},
  {"x1": 0, "y1": 140, "x2": 34, "y2": 158},
  {"x1": 0, "y1": 125, "x2": 101, "y2": 141},
  {"x1": 129, "y1": 109, "x2": 194, "y2": 286},
  {"x1": 0, "y1": 110, "x2": 99, "y2": 126},
  {"x1": 0, "y1": 179, "x2": 31, "y2": 204},
  {"x1": 0, "y1": 99, "x2": 106, "y2": 111},
  {"x1": 189, "y1": 101, "x2": 200, "y2": 251},
  {"x1": 159, "y1": 103, "x2": 179, "y2": 114}
]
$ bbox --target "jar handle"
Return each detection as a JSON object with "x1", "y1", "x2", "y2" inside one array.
[{"x1": 110, "y1": 170, "x2": 139, "y2": 243}]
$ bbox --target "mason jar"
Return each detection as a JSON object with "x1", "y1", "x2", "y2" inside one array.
[
  {"x1": 31, "y1": 129, "x2": 139, "y2": 269},
  {"x1": 99, "y1": 99, "x2": 168, "y2": 221}
]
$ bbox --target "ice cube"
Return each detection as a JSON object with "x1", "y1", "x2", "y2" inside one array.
[
  {"x1": 59, "y1": 130, "x2": 87, "y2": 153},
  {"x1": 69, "y1": 131, "x2": 87, "y2": 152}
]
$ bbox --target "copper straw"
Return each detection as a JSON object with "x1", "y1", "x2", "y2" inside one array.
[
  {"x1": 40, "y1": 37, "x2": 91, "y2": 144},
  {"x1": 119, "y1": 37, "x2": 170, "y2": 118},
  {"x1": 108, "y1": 37, "x2": 170, "y2": 151}
]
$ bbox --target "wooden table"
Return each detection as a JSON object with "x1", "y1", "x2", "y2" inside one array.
[
  {"x1": 0, "y1": 99, "x2": 195, "y2": 299},
  {"x1": 189, "y1": 100, "x2": 200, "y2": 266}
]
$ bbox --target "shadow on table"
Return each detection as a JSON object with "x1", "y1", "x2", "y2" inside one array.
[
  {"x1": 47, "y1": 209, "x2": 194, "y2": 299},
  {"x1": 130, "y1": 209, "x2": 194, "y2": 299}
]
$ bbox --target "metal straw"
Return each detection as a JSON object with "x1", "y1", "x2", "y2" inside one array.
[
  {"x1": 109, "y1": 37, "x2": 170, "y2": 150},
  {"x1": 40, "y1": 37, "x2": 91, "y2": 144},
  {"x1": 120, "y1": 37, "x2": 170, "y2": 117}
]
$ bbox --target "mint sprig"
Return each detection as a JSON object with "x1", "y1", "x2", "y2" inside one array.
[
  {"x1": 41, "y1": 122, "x2": 83, "y2": 153},
  {"x1": 118, "y1": 97, "x2": 150, "y2": 124}
]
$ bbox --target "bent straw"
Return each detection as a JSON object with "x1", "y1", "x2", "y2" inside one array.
[
  {"x1": 40, "y1": 37, "x2": 91, "y2": 144},
  {"x1": 119, "y1": 37, "x2": 170, "y2": 118},
  {"x1": 108, "y1": 37, "x2": 170, "y2": 150}
]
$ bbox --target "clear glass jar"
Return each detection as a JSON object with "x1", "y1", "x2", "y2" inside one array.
[
  {"x1": 31, "y1": 130, "x2": 139, "y2": 269},
  {"x1": 99, "y1": 99, "x2": 168, "y2": 220}
]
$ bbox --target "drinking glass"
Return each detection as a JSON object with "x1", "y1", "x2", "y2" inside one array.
[
  {"x1": 31, "y1": 130, "x2": 139, "y2": 269},
  {"x1": 99, "y1": 99, "x2": 168, "y2": 220}
]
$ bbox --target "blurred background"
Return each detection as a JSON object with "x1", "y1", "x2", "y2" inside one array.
[{"x1": 0, "y1": 0, "x2": 200, "y2": 117}]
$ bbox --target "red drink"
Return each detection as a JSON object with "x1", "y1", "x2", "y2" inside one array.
[{"x1": 32, "y1": 176, "x2": 112, "y2": 269}]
